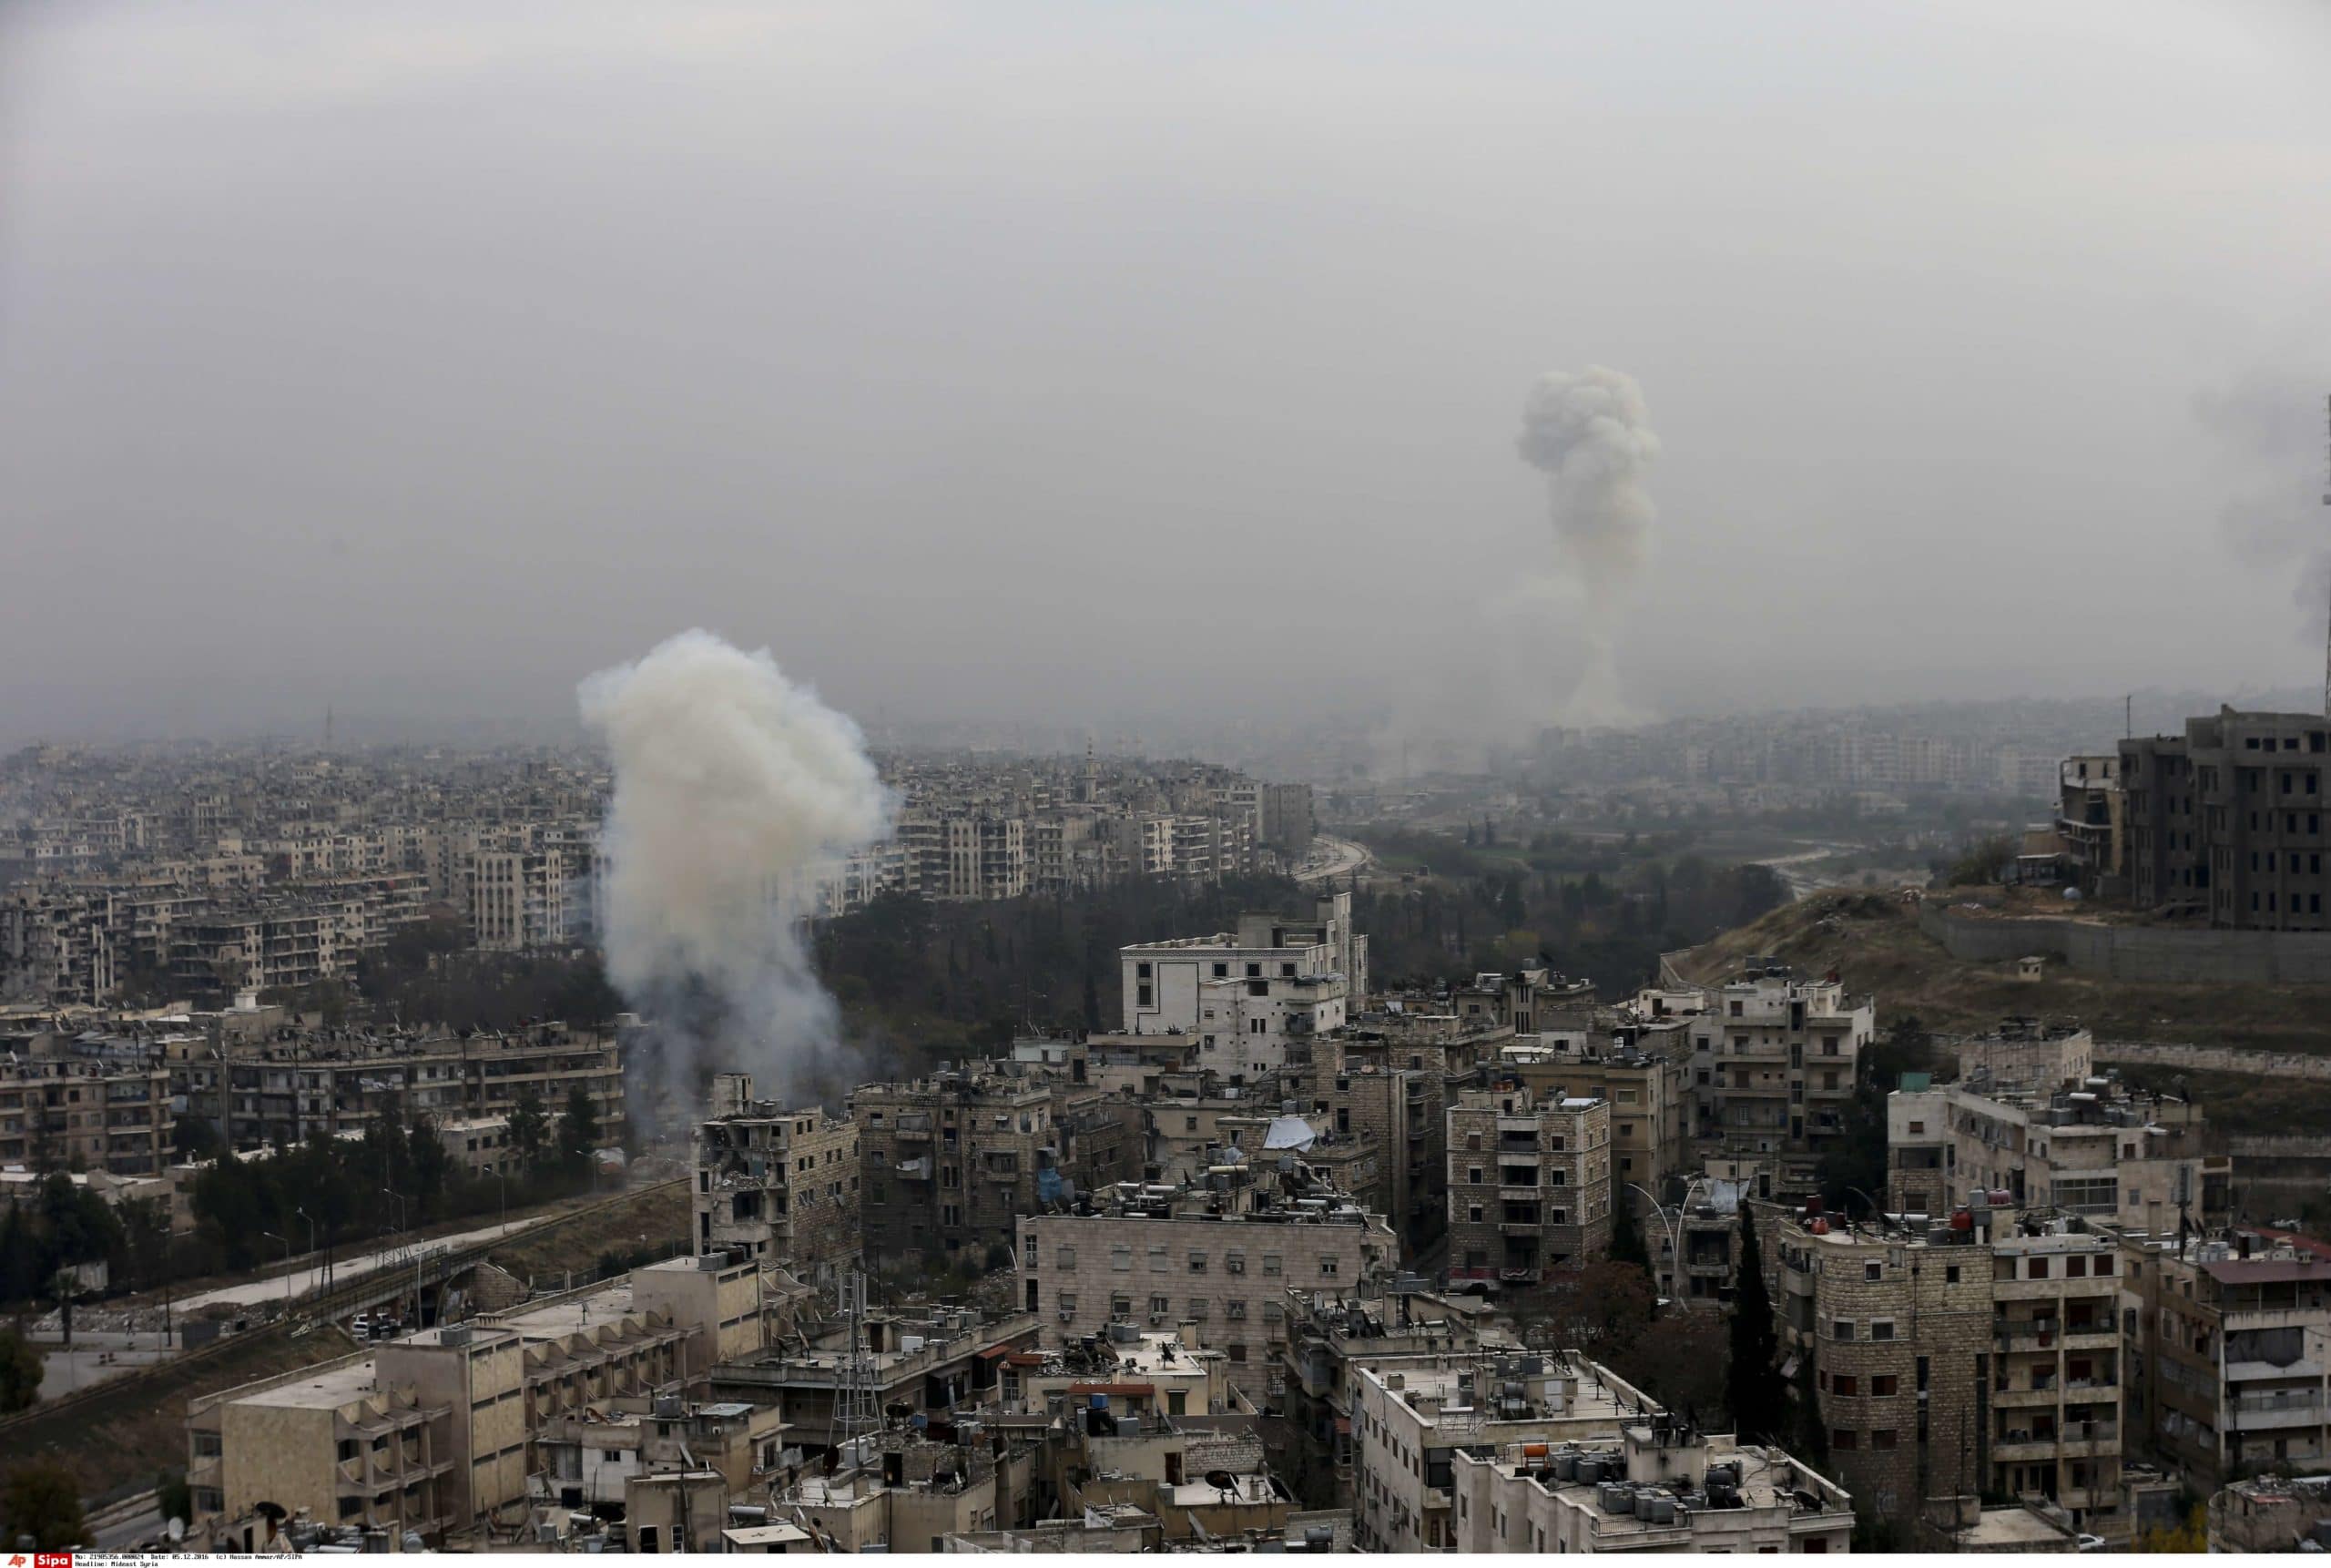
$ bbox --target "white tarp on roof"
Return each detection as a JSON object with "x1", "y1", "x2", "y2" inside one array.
[{"x1": 1263, "y1": 1115, "x2": 1317, "y2": 1151}]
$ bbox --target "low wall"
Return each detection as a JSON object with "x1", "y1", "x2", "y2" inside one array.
[
  {"x1": 2092, "y1": 1039, "x2": 2331, "y2": 1084},
  {"x1": 1918, "y1": 901, "x2": 2331, "y2": 984}
]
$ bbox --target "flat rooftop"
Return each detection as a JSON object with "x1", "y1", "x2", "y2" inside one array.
[{"x1": 236, "y1": 1358, "x2": 380, "y2": 1410}]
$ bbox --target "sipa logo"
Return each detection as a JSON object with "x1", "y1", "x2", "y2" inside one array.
[{"x1": 35, "y1": 1555, "x2": 74, "y2": 1568}]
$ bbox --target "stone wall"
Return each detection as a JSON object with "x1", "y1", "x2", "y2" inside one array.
[{"x1": 1918, "y1": 902, "x2": 2331, "y2": 983}]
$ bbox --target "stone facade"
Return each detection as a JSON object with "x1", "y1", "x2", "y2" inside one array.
[
  {"x1": 1446, "y1": 1087, "x2": 1612, "y2": 1289},
  {"x1": 694, "y1": 1079, "x2": 861, "y2": 1282}
]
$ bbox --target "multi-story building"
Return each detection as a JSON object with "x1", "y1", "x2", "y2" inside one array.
[
  {"x1": 1119, "y1": 893, "x2": 1366, "y2": 1082},
  {"x1": 188, "y1": 1256, "x2": 752, "y2": 1550},
  {"x1": 1446, "y1": 1086, "x2": 1612, "y2": 1291},
  {"x1": 2057, "y1": 755, "x2": 2126, "y2": 895},
  {"x1": 1773, "y1": 1210, "x2": 1992, "y2": 1529},
  {"x1": 694, "y1": 1075, "x2": 861, "y2": 1281},
  {"x1": 0, "y1": 1055, "x2": 175, "y2": 1175},
  {"x1": 2122, "y1": 707, "x2": 2331, "y2": 928},
  {"x1": 1776, "y1": 1204, "x2": 2131, "y2": 1539},
  {"x1": 1887, "y1": 1044, "x2": 2229, "y2": 1235},
  {"x1": 1686, "y1": 965, "x2": 1871, "y2": 1196},
  {"x1": 180, "y1": 1023, "x2": 623, "y2": 1153},
  {"x1": 1276, "y1": 1288, "x2": 1519, "y2": 1512},
  {"x1": 467, "y1": 848, "x2": 571, "y2": 951},
  {"x1": 711, "y1": 1303, "x2": 1041, "y2": 1451},
  {"x1": 1017, "y1": 1170, "x2": 1397, "y2": 1401},
  {"x1": 2120, "y1": 1225, "x2": 2331, "y2": 1487},
  {"x1": 1350, "y1": 1350, "x2": 1666, "y2": 1552},
  {"x1": 1307, "y1": 1033, "x2": 1443, "y2": 1252},
  {"x1": 850, "y1": 1065, "x2": 1059, "y2": 1265},
  {"x1": 1494, "y1": 1023, "x2": 1693, "y2": 1219},
  {"x1": 1451, "y1": 1417, "x2": 1856, "y2": 1554}
]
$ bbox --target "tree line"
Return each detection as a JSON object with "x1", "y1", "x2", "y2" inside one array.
[{"x1": 0, "y1": 1086, "x2": 604, "y2": 1315}]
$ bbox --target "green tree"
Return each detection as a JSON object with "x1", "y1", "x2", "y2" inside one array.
[
  {"x1": 508, "y1": 1092, "x2": 550, "y2": 1169},
  {"x1": 1609, "y1": 1190, "x2": 1651, "y2": 1271},
  {"x1": 557, "y1": 1086, "x2": 601, "y2": 1170},
  {"x1": 0, "y1": 1457, "x2": 86, "y2": 1547},
  {"x1": 0, "y1": 1328, "x2": 42, "y2": 1413},
  {"x1": 0, "y1": 1206, "x2": 36, "y2": 1308},
  {"x1": 1725, "y1": 1205, "x2": 1784, "y2": 1441}
]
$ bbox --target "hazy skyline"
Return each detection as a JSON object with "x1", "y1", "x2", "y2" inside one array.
[{"x1": 5, "y1": 1, "x2": 2328, "y2": 748}]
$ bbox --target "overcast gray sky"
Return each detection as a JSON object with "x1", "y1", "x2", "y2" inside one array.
[{"x1": 4, "y1": 0, "x2": 2327, "y2": 745}]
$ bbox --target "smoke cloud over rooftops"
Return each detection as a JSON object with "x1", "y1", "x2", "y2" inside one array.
[
  {"x1": 1517, "y1": 365, "x2": 1662, "y2": 727},
  {"x1": 580, "y1": 629, "x2": 891, "y2": 1112}
]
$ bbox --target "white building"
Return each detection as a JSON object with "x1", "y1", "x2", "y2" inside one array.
[{"x1": 1120, "y1": 893, "x2": 1367, "y2": 1079}]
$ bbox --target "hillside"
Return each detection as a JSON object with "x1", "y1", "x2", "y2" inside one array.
[{"x1": 1668, "y1": 889, "x2": 2331, "y2": 1052}]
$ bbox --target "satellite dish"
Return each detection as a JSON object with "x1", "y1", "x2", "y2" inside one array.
[{"x1": 167, "y1": 1518, "x2": 187, "y2": 1543}]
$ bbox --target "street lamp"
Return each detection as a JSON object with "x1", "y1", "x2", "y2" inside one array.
[
  {"x1": 295, "y1": 1206, "x2": 319, "y2": 1291},
  {"x1": 1845, "y1": 1186, "x2": 1888, "y2": 1232},
  {"x1": 261, "y1": 1231, "x2": 291, "y2": 1311},
  {"x1": 1625, "y1": 1183, "x2": 1681, "y2": 1300}
]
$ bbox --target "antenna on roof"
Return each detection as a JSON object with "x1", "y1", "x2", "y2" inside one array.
[{"x1": 2322, "y1": 393, "x2": 2330, "y2": 719}]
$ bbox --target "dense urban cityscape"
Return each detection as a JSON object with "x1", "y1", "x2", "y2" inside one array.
[{"x1": 6, "y1": 0, "x2": 2328, "y2": 1558}]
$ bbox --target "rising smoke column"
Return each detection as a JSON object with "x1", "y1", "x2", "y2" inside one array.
[
  {"x1": 1516, "y1": 366, "x2": 1662, "y2": 726},
  {"x1": 580, "y1": 630, "x2": 891, "y2": 1113}
]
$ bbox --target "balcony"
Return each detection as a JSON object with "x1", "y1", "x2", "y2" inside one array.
[
  {"x1": 1992, "y1": 1383, "x2": 2064, "y2": 1408},
  {"x1": 2229, "y1": 1392, "x2": 2325, "y2": 1430}
]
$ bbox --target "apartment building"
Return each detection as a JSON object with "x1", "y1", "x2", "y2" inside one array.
[
  {"x1": 1276, "y1": 1288, "x2": 1517, "y2": 1511},
  {"x1": 694, "y1": 1078, "x2": 861, "y2": 1281},
  {"x1": 189, "y1": 1258, "x2": 745, "y2": 1549},
  {"x1": 1774, "y1": 1212, "x2": 1990, "y2": 1528},
  {"x1": 1451, "y1": 1417, "x2": 1856, "y2": 1554},
  {"x1": 850, "y1": 1066, "x2": 1059, "y2": 1263},
  {"x1": 1349, "y1": 1350, "x2": 1665, "y2": 1552},
  {"x1": 2122, "y1": 707, "x2": 2331, "y2": 928},
  {"x1": 1307, "y1": 1033, "x2": 1443, "y2": 1252},
  {"x1": 1451, "y1": 968, "x2": 1598, "y2": 1036},
  {"x1": 1495, "y1": 1023, "x2": 1693, "y2": 1217},
  {"x1": 1018, "y1": 1173, "x2": 1397, "y2": 1401},
  {"x1": 2121, "y1": 1226, "x2": 2331, "y2": 1486},
  {"x1": 467, "y1": 848, "x2": 571, "y2": 951},
  {"x1": 1686, "y1": 965, "x2": 1872, "y2": 1194},
  {"x1": 1985, "y1": 1222, "x2": 2126, "y2": 1525},
  {"x1": 1887, "y1": 1058, "x2": 2229, "y2": 1235},
  {"x1": 184, "y1": 1023, "x2": 622, "y2": 1152},
  {"x1": 1776, "y1": 1204, "x2": 2131, "y2": 1539},
  {"x1": 1445, "y1": 1086, "x2": 1612, "y2": 1290},
  {"x1": 2057, "y1": 755, "x2": 2127, "y2": 894},
  {"x1": 0, "y1": 1055, "x2": 174, "y2": 1175},
  {"x1": 1119, "y1": 894, "x2": 1366, "y2": 1081},
  {"x1": 711, "y1": 1304, "x2": 1042, "y2": 1451}
]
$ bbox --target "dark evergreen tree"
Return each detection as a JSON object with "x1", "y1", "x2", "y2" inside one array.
[
  {"x1": 1609, "y1": 1190, "x2": 1652, "y2": 1271},
  {"x1": 1725, "y1": 1203, "x2": 1784, "y2": 1441}
]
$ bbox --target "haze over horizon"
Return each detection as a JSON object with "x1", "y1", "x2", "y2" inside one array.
[{"x1": 5, "y1": 1, "x2": 2329, "y2": 749}]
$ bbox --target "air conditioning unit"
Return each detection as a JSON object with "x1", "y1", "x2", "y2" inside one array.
[
  {"x1": 1227, "y1": 1259, "x2": 1246, "y2": 1275},
  {"x1": 1058, "y1": 1307, "x2": 1075, "y2": 1321},
  {"x1": 1150, "y1": 1313, "x2": 1168, "y2": 1325}
]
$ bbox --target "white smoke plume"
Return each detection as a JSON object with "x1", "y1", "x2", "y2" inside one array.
[
  {"x1": 2194, "y1": 372, "x2": 2331, "y2": 636},
  {"x1": 1516, "y1": 365, "x2": 1662, "y2": 727},
  {"x1": 580, "y1": 630, "x2": 891, "y2": 1115}
]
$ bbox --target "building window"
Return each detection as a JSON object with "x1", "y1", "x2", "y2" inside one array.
[
  {"x1": 1833, "y1": 1320, "x2": 1855, "y2": 1341},
  {"x1": 1834, "y1": 1375, "x2": 1858, "y2": 1396},
  {"x1": 1832, "y1": 1429, "x2": 1857, "y2": 1451},
  {"x1": 1871, "y1": 1375, "x2": 1898, "y2": 1396}
]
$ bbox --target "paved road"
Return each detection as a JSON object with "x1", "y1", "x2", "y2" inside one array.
[
  {"x1": 1295, "y1": 834, "x2": 1371, "y2": 885},
  {"x1": 90, "y1": 1497, "x2": 168, "y2": 1552},
  {"x1": 177, "y1": 1215, "x2": 539, "y2": 1311}
]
